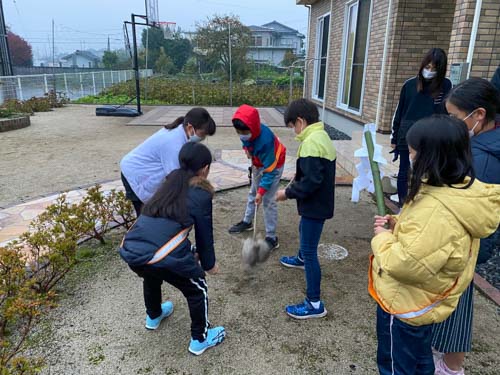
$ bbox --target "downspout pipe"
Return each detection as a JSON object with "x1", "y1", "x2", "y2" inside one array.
[
  {"x1": 303, "y1": 4, "x2": 312, "y2": 98},
  {"x1": 466, "y1": 0, "x2": 482, "y2": 78}
]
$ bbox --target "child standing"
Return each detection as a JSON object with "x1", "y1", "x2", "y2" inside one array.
[
  {"x1": 228, "y1": 104, "x2": 286, "y2": 250},
  {"x1": 431, "y1": 78, "x2": 500, "y2": 374},
  {"x1": 275, "y1": 99, "x2": 336, "y2": 319},
  {"x1": 120, "y1": 142, "x2": 225, "y2": 356},
  {"x1": 370, "y1": 115, "x2": 500, "y2": 374}
]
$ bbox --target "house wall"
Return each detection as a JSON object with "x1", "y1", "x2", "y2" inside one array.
[
  {"x1": 306, "y1": 0, "x2": 498, "y2": 133},
  {"x1": 248, "y1": 48, "x2": 289, "y2": 65},
  {"x1": 448, "y1": 0, "x2": 500, "y2": 80}
]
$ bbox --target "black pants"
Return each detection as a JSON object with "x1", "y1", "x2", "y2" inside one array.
[
  {"x1": 131, "y1": 266, "x2": 209, "y2": 341},
  {"x1": 396, "y1": 149, "x2": 410, "y2": 205},
  {"x1": 121, "y1": 173, "x2": 143, "y2": 216}
]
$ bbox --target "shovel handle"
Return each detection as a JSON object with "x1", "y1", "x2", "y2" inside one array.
[{"x1": 252, "y1": 205, "x2": 258, "y2": 242}]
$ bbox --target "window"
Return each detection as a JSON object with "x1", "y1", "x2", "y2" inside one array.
[
  {"x1": 313, "y1": 14, "x2": 330, "y2": 100},
  {"x1": 253, "y1": 36, "x2": 263, "y2": 46},
  {"x1": 339, "y1": 0, "x2": 371, "y2": 113}
]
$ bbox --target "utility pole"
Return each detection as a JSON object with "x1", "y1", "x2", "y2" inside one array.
[
  {"x1": 107, "y1": 35, "x2": 110, "y2": 51},
  {"x1": 228, "y1": 22, "x2": 232, "y2": 107},
  {"x1": 0, "y1": 0, "x2": 13, "y2": 76},
  {"x1": 52, "y1": 19, "x2": 56, "y2": 92}
]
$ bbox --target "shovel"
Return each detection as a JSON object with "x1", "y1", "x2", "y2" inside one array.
[{"x1": 241, "y1": 202, "x2": 271, "y2": 269}]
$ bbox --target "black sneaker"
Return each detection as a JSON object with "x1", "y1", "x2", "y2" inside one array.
[
  {"x1": 228, "y1": 221, "x2": 253, "y2": 233},
  {"x1": 265, "y1": 236, "x2": 279, "y2": 250}
]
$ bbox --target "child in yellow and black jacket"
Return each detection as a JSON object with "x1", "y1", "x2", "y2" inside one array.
[{"x1": 276, "y1": 98, "x2": 336, "y2": 319}]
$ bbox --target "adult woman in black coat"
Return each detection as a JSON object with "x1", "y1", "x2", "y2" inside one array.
[{"x1": 391, "y1": 48, "x2": 452, "y2": 205}]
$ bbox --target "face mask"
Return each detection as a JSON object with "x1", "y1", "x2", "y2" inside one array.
[
  {"x1": 422, "y1": 68, "x2": 437, "y2": 80},
  {"x1": 239, "y1": 134, "x2": 252, "y2": 142},
  {"x1": 462, "y1": 110, "x2": 479, "y2": 138},
  {"x1": 409, "y1": 158, "x2": 414, "y2": 170},
  {"x1": 189, "y1": 130, "x2": 204, "y2": 143}
]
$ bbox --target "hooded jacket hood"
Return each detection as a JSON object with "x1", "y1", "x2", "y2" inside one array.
[
  {"x1": 232, "y1": 104, "x2": 261, "y2": 140},
  {"x1": 422, "y1": 178, "x2": 500, "y2": 238},
  {"x1": 472, "y1": 127, "x2": 500, "y2": 160}
]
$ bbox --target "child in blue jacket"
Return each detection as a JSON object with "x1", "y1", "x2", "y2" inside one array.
[
  {"x1": 120, "y1": 142, "x2": 225, "y2": 356},
  {"x1": 228, "y1": 104, "x2": 286, "y2": 250}
]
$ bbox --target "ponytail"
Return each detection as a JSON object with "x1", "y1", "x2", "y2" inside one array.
[
  {"x1": 142, "y1": 168, "x2": 195, "y2": 224},
  {"x1": 164, "y1": 116, "x2": 185, "y2": 130}
]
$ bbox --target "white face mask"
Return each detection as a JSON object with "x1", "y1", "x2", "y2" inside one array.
[
  {"x1": 189, "y1": 134, "x2": 203, "y2": 143},
  {"x1": 239, "y1": 134, "x2": 252, "y2": 142},
  {"x1": 463, "y1": 110, "x2": 479, "y2": 138},
  {"x1": 422, "y1": 68, "x2": 437, "y2": 80}
]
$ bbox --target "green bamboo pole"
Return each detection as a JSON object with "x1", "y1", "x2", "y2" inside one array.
[{"x1": 364, "y1": 131, "x2": 386, "y2": 216}]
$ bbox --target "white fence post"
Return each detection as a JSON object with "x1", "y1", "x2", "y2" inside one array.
[
  {"x1": 17, "y1": 76, "x2": 23, "y2": 100},
  {"x1": 102, "y1": 72, "x2": 106, "y2": 89},
  {"x1": 44, "y1": 74, "x2": 49, "y2": 93},
  {"x1": 92, "y1": 72, "x2": 96, "y2": 95},
  {"x1": 80, "y1": 73, "x2": 84, "y2": 97},
  {"x1": 111, "y1": 70, "x2": 114, "y2": 84},
  {"x1": 64, "y1": 73, "x2": 68, "y2": 94}
]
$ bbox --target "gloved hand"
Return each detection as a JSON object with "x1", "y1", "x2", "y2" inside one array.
[{"x1": 389, "y1": 148, "x2": 399, "y2": 162}]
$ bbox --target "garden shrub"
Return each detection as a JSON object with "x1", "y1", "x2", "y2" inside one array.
[{"x1": 0, "y1": 185, "x2": 135, "y2": 373}]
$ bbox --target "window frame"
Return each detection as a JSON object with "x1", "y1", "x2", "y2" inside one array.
[
  {"x1": 337, "y1": 0, "x2": 373, "y2": 115},
  {"x1": 312, "y1": 11, "x2": 331, "y2": 102}
]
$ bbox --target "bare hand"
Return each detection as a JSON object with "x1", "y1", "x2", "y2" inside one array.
[
  {"x1": 206, "y1": 263, "x2": 219, "y2": 275},
  {"x1": 391, "y1": 144, "x2": 396, "y2": 149},
  {"x1": 275, "y1": 189, "x2": 287, "y2": 202},
  {"x1": 374, "y1": 215, "x2": 396, "y2": 231},
  {"x1": 374, "y1": 226, "x2": 392, "y2": 235},
  {"x1": 255, "y1": 193, "x2": 263, "y2": 206}
]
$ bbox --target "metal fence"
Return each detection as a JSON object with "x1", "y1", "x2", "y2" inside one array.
[{"x1": 0, "y1": 69, "x2": 153, "y2": 104}]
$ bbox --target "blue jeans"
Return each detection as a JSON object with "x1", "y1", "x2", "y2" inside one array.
[
  {"x1": 244, "y1": 166, "x2": 283, "y2": 239},
  {"x1": 297, "y1": 217, "x2": 325, "y2": 302},
  {"x1": 397, "y1": 149, "x2": 410, "y2": 205},
  {"x1": 377, "y1": 306, "x2": 434, "y2": 375}
]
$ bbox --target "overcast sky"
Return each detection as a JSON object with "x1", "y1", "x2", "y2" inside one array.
[{"x1": 4, "y1": 0, "x2": 308, "y2": 60}]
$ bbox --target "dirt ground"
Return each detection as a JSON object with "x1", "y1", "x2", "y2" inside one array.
[
  {"x1": 27, "y1": 186, "x2": 500, "y2": 375},
  {"x1": 0, "y1": 105, "x2": 298, "y2": 208}
]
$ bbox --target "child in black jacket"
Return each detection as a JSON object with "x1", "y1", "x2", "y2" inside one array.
[
  {"x1": 120, "y1": 142, "x2": 225, "y2": 356},
  {"x1": 276, "y1": 99, "x2": 336, "y2": 320}
]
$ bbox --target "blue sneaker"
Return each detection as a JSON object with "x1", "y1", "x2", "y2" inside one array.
[
  {"x1": 145, "y1": 301, "x2": 174, "y2": 330},
  {"x1": 188, "y1": 326, "x2": 226, "y2": 355},
  {"x1": 286, "y1": 299, "x2": 327, "y2": 320},
  {"x1": 280, "y1": 255, "x2": 305, "y2": 270}
]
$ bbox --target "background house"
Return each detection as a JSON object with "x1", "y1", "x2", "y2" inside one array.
[
  {"x1": 248, "y1": 21, "x2": 305, "y2": 66},
  {"x1": 298, "y1": 0, "x2": 500, "y2": 133},
  {"x1": 60, "y1": 50, "x2": 101, "y2": 68}
]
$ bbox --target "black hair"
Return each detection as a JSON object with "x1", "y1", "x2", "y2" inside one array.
[
  {"x1": 446, "y1": 77, "x2": 500, "y2": 122},
  {"x1": 284, "y1": 98, "x2": 320, "y2": 126},
  {"x1": 405, "y1": 114, "x2": 475, "y2": 202},
  {"x1": 142, "y1": 142, "x2": 213, "y2": 224},
  {"x1": 164, "y1": 107, "x2": 216, "y2": 136},
  {"x1": 417, "y1": 48, "x2": 448, "y2": 98},
  {"x1": 232, "y1": 118, "x2": 251, "y2": 131}
]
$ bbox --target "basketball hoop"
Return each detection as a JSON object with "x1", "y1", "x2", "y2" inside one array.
[{"x1": 159, "y1": 22, "x2": 177, "y2": 40}]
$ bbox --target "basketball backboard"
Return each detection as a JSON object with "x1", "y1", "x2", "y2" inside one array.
[{"x1": 145, "y1": 0, "x2": 159, "y2": 26}]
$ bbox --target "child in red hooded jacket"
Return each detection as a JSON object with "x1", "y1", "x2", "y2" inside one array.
[{"x1": 228, "y1": 105, "x2": 286, "y2": 250}]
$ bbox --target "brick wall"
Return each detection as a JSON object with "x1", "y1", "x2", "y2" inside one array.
[
  {"x1": 379, "y1": 0, "x2": 456, "y2": 132},
  {"x1": 304, "y1": 0, "x2": 499, "y2": 133},
  {"x1": 470, "y1": 0, "x2": 500, "y2": 79}
]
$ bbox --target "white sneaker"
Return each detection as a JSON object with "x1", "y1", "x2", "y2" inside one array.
[
  {"x1": 435, "y1": 358, "x2": 465, "y2": 375},
  {"x1": 390, "y1": 194, "x2": 399, "y2": 203}
]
